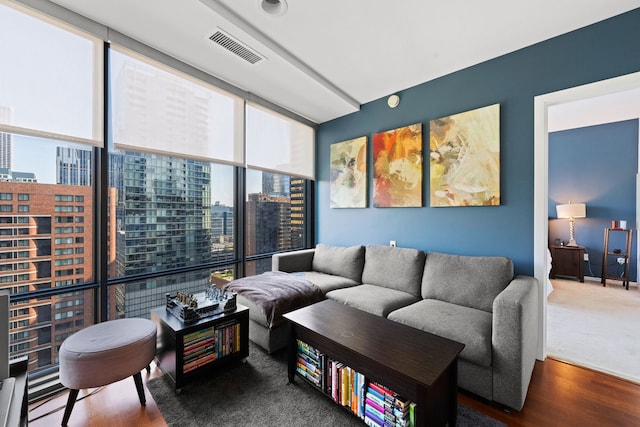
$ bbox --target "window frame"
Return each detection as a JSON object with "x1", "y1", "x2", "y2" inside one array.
[{"x1": 2, "y1": 0, "x2": 315, "y2": 382}]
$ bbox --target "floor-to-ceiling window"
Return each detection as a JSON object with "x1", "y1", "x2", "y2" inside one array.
[
  {"x1": 0, "y1": 1, "x2": 103, "y2": 374},
  {"x1": 106, "y1": 47, "x2": 242, "y2": 321},
  {"x1": 0, "y1": 1, "x2": 315, "y2": 380},
  {"x1": 244, "y1": 103, "x2": 314, "y2": 275}
]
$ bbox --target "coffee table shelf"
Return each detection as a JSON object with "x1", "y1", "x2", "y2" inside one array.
[{"x1": 284, "y1": 300, "x2": 464, "y2": 427}]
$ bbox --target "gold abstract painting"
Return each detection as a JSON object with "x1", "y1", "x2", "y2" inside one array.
[
  {"x1": 430, "y1": 104, "x2": 500, "y2": 207},
  {"x1": 373, "y1": 123, "x2": 422, "y2": 207},
  {"x1": 330, "y1": 136, "x2": 367, "y2": 208}
]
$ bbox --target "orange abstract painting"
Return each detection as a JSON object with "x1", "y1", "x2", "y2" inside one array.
[{"x1": 372, "y1": 123, "x2": 422, "y2": 207}]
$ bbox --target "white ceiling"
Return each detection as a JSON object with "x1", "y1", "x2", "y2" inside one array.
[
  {"x1": 47, "y1": 0, "x2": 640, "y2": 124},
  {"x1": 548, "y1": 87, "x2": 640, "y2": 132}
]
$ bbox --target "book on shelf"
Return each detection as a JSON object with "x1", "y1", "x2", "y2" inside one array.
[
  {"x1": 325, "y1": 359, "x2": 366, "y2": 420},
  {"x1": 295, "y1": 340, "x2": 324, "y2": 388},
  {"x1": 183, "y1": 344, "x2": 216, "y2": 362},
  {"x1": 183, "y1": 336, "x2": 216, "y2": 353},
  {"x1": 364, "y1": 410, "x2": 384, "y2": 427},
  {"x1": 364, "y1": 382, "x2": 414, "y2": 427},
  {"x1": 297, "y1": 340, "x2": 321, "y2": 360},
  {"x1": 215, "y1": 322, "x2": 240, "y2": 358},
  {"x1": 183, "y1": 325, "x2": 216, "y2": 342},
  {"x1": 297, "y1": 349, "x2": 416, "y2": 426},
  {"x1": 183, "y1": 352, "x2": 218, "y2": 373},
  {"x1": 296, "y1": 360, "x2": 321, "y2": 380},
  {"x1": 330, "y1": 360, "x2": 342, "y2": 402}
]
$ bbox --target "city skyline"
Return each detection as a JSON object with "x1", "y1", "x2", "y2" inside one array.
[
  {"x1": 7, "y1": 134, "x2": 276, "y2": 207},
  {"x1": 0, "y1": 143, "x2": 303, "y2": 372}
]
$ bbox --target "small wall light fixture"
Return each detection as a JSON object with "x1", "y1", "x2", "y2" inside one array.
[
  {"x1": 387, "y1": 94, "x2": 400, "y2": 108},
  {"x1": 556, "y1": 202, "x2": 586, "y2": 247}
]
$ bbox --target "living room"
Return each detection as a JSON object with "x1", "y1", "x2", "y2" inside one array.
[{"x1": 3, "y1": 1, "x2": 640, "y2": 426}]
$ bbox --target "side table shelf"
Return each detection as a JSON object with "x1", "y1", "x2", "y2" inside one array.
[
  {"x1": 151, "y1": 305, "x2": 249, "y2": 391},
  {"x1": 601, "y1": 228, "x2": 633, "y2": 290}
]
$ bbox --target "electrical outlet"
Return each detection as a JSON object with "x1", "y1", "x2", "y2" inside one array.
[
  {"x1": 390, "y1": 240, "x2": 397, "y2": 247},
  {"x1": 583, "y1": 253, "x2": 589, "y2": 262}
]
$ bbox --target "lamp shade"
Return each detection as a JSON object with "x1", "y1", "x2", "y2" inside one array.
[{"x1": 556, "y1": 203, "x2": 586, "y2": 219}]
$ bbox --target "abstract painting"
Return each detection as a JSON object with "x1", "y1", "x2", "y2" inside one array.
[
  {"x1": 330, "y1": 136, "x2": 367, "y2": 208},
  {"x1": 372, "y1": 123, "x2": 422, "y2": 207},
  {"x1": 429, "y1": 104, "x2": 500, "y2": 207}
]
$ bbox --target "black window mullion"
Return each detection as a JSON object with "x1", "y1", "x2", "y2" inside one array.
[
  {"x1": 305, "y1": 179, "x2": 315, "y2": 249},
  {"x1": 235, "y1": 166, "x2": 246, "y2": 279},
  {"x1": 96, "y1": 41, "x2": 110, "y2": 322}
]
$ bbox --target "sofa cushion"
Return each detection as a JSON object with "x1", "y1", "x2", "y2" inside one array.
[
  {"x1": 388, "y1": 299, "x2": 493, "y2": 367},
  {"x1": 296, "y1": 271, "x2": 359, "y2": 294},
  {"x1": 312, "y1": 244, "x2": 365, "y2": 283},
  {"x1": 422, "y1": 252, "x2": 513, "y2": 312},
  {"x1": 361, "y1": 245, "x2": 425, "y2": 297},
  {"x1": 326, "y1": 284, "x2": 420, "y2": 317}
]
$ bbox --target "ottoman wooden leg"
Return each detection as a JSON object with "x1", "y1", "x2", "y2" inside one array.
[
  {"x1": 133, "y1": 372, "x2": 146, "y2": 406},
  {"x1": 61, "y1": 388, "x2": 79, "y2": 426}
]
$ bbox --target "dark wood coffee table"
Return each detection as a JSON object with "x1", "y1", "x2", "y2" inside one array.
[{"x1": 283, "y1": 299, "x2": 464, "y2": 427}]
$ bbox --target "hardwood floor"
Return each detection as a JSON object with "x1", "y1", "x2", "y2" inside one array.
[{"x1": 29, "y1": 357, "x2": 640, "y2": 426}]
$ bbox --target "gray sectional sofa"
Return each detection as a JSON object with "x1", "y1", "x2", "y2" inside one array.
[{"x1": 272, "y1": 243, "x2": 538, "y2": 411}]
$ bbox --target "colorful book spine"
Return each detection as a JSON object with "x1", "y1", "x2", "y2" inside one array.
[
  {"x1": 298, "y1": 354, "x2": 414, "y2": 425},
  {"x1": 295, "y1": 340, "x2": 324, "y2": 389},
  {"x1": 363, "y1": 382, "x2": 415, "y2": 427},
  {"x1": 364, "y1": 409, "x2": 385, "y2": 427}
]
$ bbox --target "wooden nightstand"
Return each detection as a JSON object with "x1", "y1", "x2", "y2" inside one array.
[{"x1": 550, "y1": 245, "x2": 585, "y2": 282}]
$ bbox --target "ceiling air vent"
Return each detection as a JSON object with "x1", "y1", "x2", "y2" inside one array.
[{"x1": 208, "y1": 29, "x2": 265, "y2": 65}]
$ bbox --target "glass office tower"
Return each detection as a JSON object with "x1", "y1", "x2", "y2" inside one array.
[{"x1": 110, "y1": 152, "x2": 214, "y2": 318}]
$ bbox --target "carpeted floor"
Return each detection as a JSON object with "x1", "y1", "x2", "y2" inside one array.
[
  {"x1": 148, "y1": 342, "x2": 505, "y2": 427},
  {"x1": 547, "y1": 278, "x2": 640, "y2": 383}
]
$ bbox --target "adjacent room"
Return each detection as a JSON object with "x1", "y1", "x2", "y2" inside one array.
[
  {"x1": 1, "y1": 1, "x2": 640, "y2": 426},
  {"x1": 546, "y1": 87, "x2": 640, "y2": 383}
]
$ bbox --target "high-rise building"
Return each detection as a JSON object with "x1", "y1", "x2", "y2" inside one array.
[
  {"x1": 211, "y1": 201, "x2": 234, "y2": 263},
  {"x1": 245, "y1": 192, "x2": 291, "y2": 276},
  {"x1": 56, "y1": 147, "x2": 92, "y2": 186},
  {"x1": 290, "y1": 178, "x2": 305, "y2": 249},
  {"x1": 262, "y1": 172, "x2": 290, "y2": 197},
  {"x1": 0, "y1": 182, "x2": 94, "y2": 371},
  {"x1": 111, "y1": 151, "x2": 214, "y2": 318},
  {"x1": 0, "y1": 169, "x2": 36, "y2": 183},
  {"x1": 0, "y1": 106, "x2": 13, "y2": 170}
]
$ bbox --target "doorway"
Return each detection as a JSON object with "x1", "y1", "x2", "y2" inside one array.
[{"x1": 533, "y1": 70, "x2": 640, "y2": 361}]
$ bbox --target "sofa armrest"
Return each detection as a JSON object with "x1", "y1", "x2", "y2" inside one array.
[
  {"x1": 492, "y1": 275, "x2": 539, "y2": 410},
  {"x1": 272, "y1": 249, "x2": 315, "y2": 273}
]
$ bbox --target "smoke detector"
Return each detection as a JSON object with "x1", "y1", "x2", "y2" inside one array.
[{"x1": 259, "y1": 0, "x2": 288, "y2": 17}]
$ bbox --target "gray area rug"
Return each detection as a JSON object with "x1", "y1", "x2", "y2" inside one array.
[{"x1": 148, "y1": 342, "x2": 505, "y2": 427}]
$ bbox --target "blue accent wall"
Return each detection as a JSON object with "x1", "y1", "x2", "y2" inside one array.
[
  {"x1": 316, "y1": 8, "x2": 640, "y2": 276},
  {"x1": 548, "y1": 120, "x2": 639, "y2": 280}
]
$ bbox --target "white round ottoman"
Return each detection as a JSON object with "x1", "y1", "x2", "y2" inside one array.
[{"x1": 59, "y1": 318, "x2": 157, "y2": 426}]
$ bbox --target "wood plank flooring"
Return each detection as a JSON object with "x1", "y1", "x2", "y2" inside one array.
[{"x1": 28, "y1": 357, "x2": 640, "y2": 426}]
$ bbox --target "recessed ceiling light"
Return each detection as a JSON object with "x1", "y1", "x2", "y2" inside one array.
[{"x1": 259, "y1": 0, "x2": 288, "y2": 17}]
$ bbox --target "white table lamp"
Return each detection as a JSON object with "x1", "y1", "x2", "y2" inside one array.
[{"x1": 556, "y1": 202, "x2": 586, "y2": 247}]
